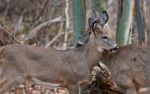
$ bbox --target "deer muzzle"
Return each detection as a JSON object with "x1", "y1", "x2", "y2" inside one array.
[{"x1": 110, "y1": 44, "x2": 119, "y2": 53}]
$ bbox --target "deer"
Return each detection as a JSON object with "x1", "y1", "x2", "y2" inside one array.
[
  {"x1": 0, "y1": 11, "x2": 118, "y2": 94},
  {"x1": 101, "y1": 25, "x2": 150, "y2": 94},
  {"x1": 101, "y1": 44, "x2": 150, "y2": 94},
  {"x1": 77, "y1": 35, "x2": 150, "y2": 94},
  {"x1": 76, "y1": 16, "x2": 150, "y2": 94}
]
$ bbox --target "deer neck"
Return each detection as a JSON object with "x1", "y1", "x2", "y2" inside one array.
[
  {"x1": 86, "y1": 46, "x2": 101, "y2": 71},
  {"x1": 76, "y1": 38, "x2": 103, "y2": 71}
]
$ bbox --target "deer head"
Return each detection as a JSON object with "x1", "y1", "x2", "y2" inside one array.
[{"x1": 78, "y1": 11, "x2": 118, "y2": 53}]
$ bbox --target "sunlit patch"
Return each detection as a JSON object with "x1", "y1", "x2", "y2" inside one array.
[{"x1": 97, "y1": 47, "x2": 103, "y2": 52}]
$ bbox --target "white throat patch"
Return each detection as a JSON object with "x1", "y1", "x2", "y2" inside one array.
[{"x1": 97, "y1": 47, "x2": 103, "y2": 52}]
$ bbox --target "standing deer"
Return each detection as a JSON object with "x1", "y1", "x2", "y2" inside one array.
[
  {"x1": 0, "y1": 11, "x2": 118, "y2": 94},
  {"x1": 76, "y1": 16, "x2": 150, "y2": 94},
  {"x1": 78, "y1": 36, "x2": 150, "y2": 94},
  {"x1": 76, "y1": 27, "x2": 150, "y2": 94}
]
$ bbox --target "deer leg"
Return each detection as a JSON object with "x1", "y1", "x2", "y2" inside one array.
[{"x1": 68, "y1": 84, "x2": 79, "y2": 94}]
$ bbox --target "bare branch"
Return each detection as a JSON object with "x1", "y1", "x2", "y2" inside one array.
[
  {"x1": 44, "y1": 20, "x2": 64, "y2": 48},
  {"x1": 14, "y1": 15, "x2": 23, "y2": 33},
  {"x1": 44, "y1": 30, "x2": 73, "y2": 48},
  {"x1": 0, "y1": 26, "x2": 22, "y2": 44},
  {"x1": 25, "y1": 16, "x2": 65, "y2": 40},
  {"x1": 45, "y1": 32, "x2": 63, "y2": 48},
  {"x1": 36, "y1": 0, "x2": 51, "y2": 20},
  {"x1": 62, "y1": 0, "x2": 70, "y2": 50},
  {"x1": 31, "y1": 16, "x2": 62, "y2": 33}
]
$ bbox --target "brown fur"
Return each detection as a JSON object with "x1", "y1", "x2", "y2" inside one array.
[
  {"x1": 103, "y1": 45, "x2": 150, "y2": 94},
  {"x1": 0, "y1": 24, "x2": 117, "y2": 94}
]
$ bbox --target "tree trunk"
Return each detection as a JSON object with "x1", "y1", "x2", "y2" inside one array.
[
  {"x1": 116, "y1": 0, "x2": 134, "y2": 45},
  {"x1": 72, "y1": 0, "x2": 86, "y2": 46},
  {"x1": 135, "y1": 0, "x2": 147, "y2": 46},
  {"x1": 90, "y1": 0, "x2": 105, "y2": 13}
]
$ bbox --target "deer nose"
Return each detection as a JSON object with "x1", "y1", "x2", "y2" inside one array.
[{"x1": 110, "y1": 44, "x2": 119, "y2": 53}]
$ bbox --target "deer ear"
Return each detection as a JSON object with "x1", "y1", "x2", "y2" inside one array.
[
  {"x1": 93, "y1": 10, "x2": 99, "y2": 19},
  {"x1": 99, "y1": 11, "x2": 109, "y2": 26},
  {"x1": 88, "y1": 18, "x2": 95, "y2": 28}
]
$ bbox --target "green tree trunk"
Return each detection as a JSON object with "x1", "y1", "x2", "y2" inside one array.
[
  {"x1": 135, "y1": 0, "x2": 147, "y2": 46},
  {"x1": 116, "y1": 0, "x2": 134, "y2": 45},
  {"x1": 72, "y1": 0, "x2": 85, "y2": 46},
  {"x1": 90, "y1": 0, "x2": 105, "y2": 13}
]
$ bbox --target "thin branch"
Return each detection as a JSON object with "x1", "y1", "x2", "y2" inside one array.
[
  {"x1": 62, "y1": 0, "x2": 70, "y2": 50},
  {"x1": 44, "y1": 32, "x2": 63, "y2": 48},
  {"x1": 36, "y1": 0, "x2": 51, "y2": 20},
  {"x1": 31, "y1": 16, "x2": 62, "y2": 33},
  {"x1": 0, "y1": 26, "x2": 22, "y2": 44},
  {"x1": 25, "y1": 16, "x2": 65, "y2": 40},
  {"x1": 14, "y1": 15, "x2": 23, "y2": 33},
  {"x1": 58, "y1": 20, "x2": 64, "y2": 33},
  {"x1": 65, "y1": 0, "x2": 69, "y2": 30},
  {"x1": 44, "y1": 30, "x2": 73, "y2": 48},
  {"x1": 44, "y1": 20, "x2": 64, "y2": 48}
]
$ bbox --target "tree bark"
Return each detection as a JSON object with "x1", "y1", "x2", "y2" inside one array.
[
  {"x1": 72, "y1": 0, "x2": 86, "y2": 46},
  {"x1": 135, "y1": 0, "x2": 147, "y2": 46},
  {"x1": 116, "y1": 0, "x2": 134, "y2": 45}
]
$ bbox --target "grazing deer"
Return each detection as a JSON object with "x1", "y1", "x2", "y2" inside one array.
[{"x1": 0, "y1": 11, "x2": 118, "y2": 94}]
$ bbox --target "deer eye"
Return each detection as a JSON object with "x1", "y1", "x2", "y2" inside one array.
[{"x1": 102, "y1": 36, "x2": 108, "y2": 39}]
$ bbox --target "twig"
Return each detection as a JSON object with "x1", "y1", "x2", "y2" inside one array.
[
  {"x1": 44, "y1": 19, "x2": 64, "y2": 48},
  {"x1": 0, "y1": 26, "x2": 22, "y2": 44},
  {"x1": 58, "y1": 20, "x2": 64, "y2": 33},
  {"x1": 31, "y1": 16, "x2": 62, "y2": 33},
  {"x1": 36, "y1": 0, "x2": 51, "y2": 20},
  {"x1": 62, "y1": 0, "x2": 70, "y2": 50},
  {"x1": 14, "y1": 15, "x2": 23, "y2": 33},
  {"x1": 44, "y1": 30, "x2": 73, "y2": 48},
  {"x1": 25, "y1": 16, "x2": 65, "y2": 40},
  {"x1": 13, "y1": 14, "x2": 23, "y2": 42},
  {"x1": 44, "y1": 32, "x2": 63, "y2": 48}
]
